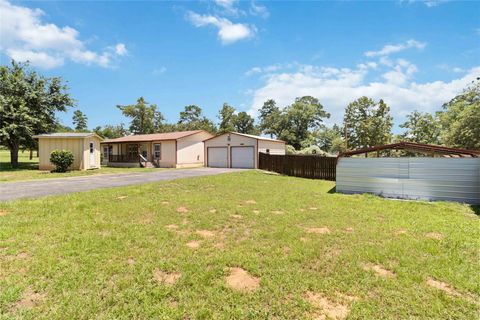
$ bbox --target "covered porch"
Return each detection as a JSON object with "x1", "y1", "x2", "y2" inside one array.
[{"x1": 101, "y1": 142, "x2": 162, "y2": 168}]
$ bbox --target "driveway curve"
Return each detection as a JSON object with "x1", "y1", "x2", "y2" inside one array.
[{"x1": 0, "y1": 168, "x2": 243, "y2": 201}]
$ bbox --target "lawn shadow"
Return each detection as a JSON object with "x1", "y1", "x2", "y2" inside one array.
[
  {"x1": 470, "y1": 205, "x2": 480, "y2": 216},
  {"x1": 327, "y1": 186, "x2": 336, "y2": 194}
]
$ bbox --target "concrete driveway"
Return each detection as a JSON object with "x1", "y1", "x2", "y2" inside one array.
[{"x1": 0, "y1": 168, "x2": 243, "y2": 201}]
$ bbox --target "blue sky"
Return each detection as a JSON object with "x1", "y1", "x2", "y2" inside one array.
[{"x1": 1, "y1": 0, "x2": 479, "y2": 132}]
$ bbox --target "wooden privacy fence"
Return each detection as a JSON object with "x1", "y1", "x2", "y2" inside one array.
[{"x1": 258, "y1": 152, "x2": 336, "y2": 180}]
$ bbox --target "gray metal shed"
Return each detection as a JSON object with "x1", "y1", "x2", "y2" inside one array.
[{"x1": 336, "y1": 142, "x2": 480, "y2": 204}]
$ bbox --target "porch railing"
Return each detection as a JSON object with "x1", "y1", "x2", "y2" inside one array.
[{"x1": 109, "y1": 154, "x2": 139, "y2": 163}]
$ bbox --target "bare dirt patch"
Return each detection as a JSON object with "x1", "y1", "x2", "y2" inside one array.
[
  {"x1": 209, "y1": 209, "x2": 217, "y2": 213},
  {"x1": 127, "y1": 258, "x2": 135, "y2": 265},
  {"x1": 271, "y1": 210, "x2": 284, "y2": 215},
  {"x1": 394, "y1": 229, "x2": 407, "y2": 235},
  {"x1": 426, "y1": 278, "x2": 478, "y2": 304},
  {"x1": 363, "y1": 263, "x2": 396, "y2": 278},
  {"x1": 245, "y1": 200, "x2": 257, "y2": 204},
  {"x1": 305, "y1": 291, "x2": 350, "y2": 320},
  {"x1": 309, "y1": 207, "x2": 318, "y2": 211},
  {"x1": 231, "y1": 214, "x2": 243, "y2": 219},
  {"x1": 345, "y1": 227, "x2": 354, "y2": 233},
  {"x1": 425, "y1": 232, "x2": 443, "y2": 240},
  {"x1": 186, "y1": 240, "x2": 201, "y2": 249},
  {"x1": 225, "y1": 267, "x2": 260, "y2": 292},
  {"x1": 305, "y1": 227, "x2": 331, "y2": 234},
  {"x1": 252, "y1": 209, "x2": 260, "y2": 214},
  {"x1": 117, "y1": 196, "x2": 128, "y2": 200},
  {"x1": 177, "y1": 207, "x2": 189, "y2": 213},
  {"x1": 14, "y1": 287, "x2": 45, "y2": 310},
  {"x1": 165, "y1": 224, "x2": 179, "y2": 230},
  {"x1": 196, "y1": 230, "x2": 215, "y2": 238},
  {"x1": 0, "y1": 210, "x2": 9, "y2": 217},
  {"x1": 153, "y1": 269, "x2": 181, "y2": 286},
  {"x1": 161, "y1": 201, "x2": 169, "y2": 205}
]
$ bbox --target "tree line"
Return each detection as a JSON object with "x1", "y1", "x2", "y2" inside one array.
[{"x1": 1, "y1": 60, "x2": 479, "y2": 168}]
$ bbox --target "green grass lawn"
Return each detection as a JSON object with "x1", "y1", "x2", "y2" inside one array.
[
  {"x1": 0, "y1": 149, "x2": 158, "y2": 182},
  {"x1": 0, "y1": 171, "x2": 478, "y2": 319}
]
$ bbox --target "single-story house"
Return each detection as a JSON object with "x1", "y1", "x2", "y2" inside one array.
[
  {"x1": 101, "y1": 130, "x2": 213, "y2": 168},
  {"x1": 204, "y1": 132, "x2": 286, "y2": 169},
  {"x1": 34, "y1": 133, "x2": 103, "y2": 171}
]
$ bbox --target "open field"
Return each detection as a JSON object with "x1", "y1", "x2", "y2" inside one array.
[
  {"x1": 0, "y1": 171, "x2": 478, "y2": 319},
  {"x1": 0, "y1": 149, "x2": 158, "y2": 182}
]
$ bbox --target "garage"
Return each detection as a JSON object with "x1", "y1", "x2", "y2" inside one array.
[
  {"x1": 231, "y1": 146, "x2": 255, "y2": 168},
  {"x1": 207, "y1": 147, "x2": 228, "y2": 168},
  {"x1": 204, "y1": 132, "x2": 285, "y2": 169}
]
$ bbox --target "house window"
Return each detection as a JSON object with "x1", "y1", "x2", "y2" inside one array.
[
  {"x1": 154, "y1": 143, "x2": 161, "y2": 159},
  {"x1": 103, "y1": 146, "x2": 109, "y2": 159},
  {"x1": 127, "y1": 144, "x2": 137, "y2": 158},
  {"x1": 90, "y1": 142, "x2": 94, "y2": 154}
]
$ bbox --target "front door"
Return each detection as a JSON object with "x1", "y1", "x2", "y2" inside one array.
[{"x1": 89, "y1": 141, "x2": 95, "y2": 167}]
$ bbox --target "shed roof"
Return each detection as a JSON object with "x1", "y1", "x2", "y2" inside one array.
[
  {"x1": 204, "y1": 132, "x2": 285, "y2": 143},
  {"x1": 339, "y1": 142, "x2": 480, "y2": 158},
  {"x1": 102, "y1": 130, "x2": 208, "y2": 143},
  {"x1": 33, "y1": 132, "x2": 103, "y2": 140}
]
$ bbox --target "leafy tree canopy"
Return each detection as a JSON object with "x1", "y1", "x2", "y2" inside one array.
[
  {"x1": 72, "y1": 110, "x2": 88, "y2": 131},
  {"x1": 93, "y1": 124, "x2": 129, "y2": 139},
  {"x1": 117, "y1": 97, "x2": 164, "y2": 134},
  {"x1": 400, "y1": 111, "x2": 441, "y2": 145},
  {"x1": 177, "y1": 105, "x2": 217, "y2": 133},
  {"x1": 0, "y1": 60, "x2": 74, "y2": 167},
  {"x1": 343, "y1": 96, "x2": 393, "y2": 149}
]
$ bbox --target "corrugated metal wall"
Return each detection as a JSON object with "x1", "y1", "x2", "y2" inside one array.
[{"x1": 336, "y1": 158, "x2": 480, "y2": 204}]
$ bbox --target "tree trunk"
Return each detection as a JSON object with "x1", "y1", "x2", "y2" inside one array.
[
  {"x1": 10, "y1": 144, "x2": 19, "y2": 168},
  {"x1": 30, "y1": 149, "x2": 33, "y2": 160}
]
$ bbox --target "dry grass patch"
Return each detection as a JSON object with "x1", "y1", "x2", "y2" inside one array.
[
  {"x1": 305, "y1": 291, "x2": 351, "y2": 320},
  {"x1": 186, "y1": 240, "x2": 201, "y2": 249},
  {"x1": 127, "y1": 258, "x2": 135, "y2": 265},
  {"x1": 425, "y1": 232, "x2": 443, "y2": 240},
  {"x1": 161, "y1": 201, "x2": 169, "y2": 205},
  {"x1": 13, "y1": 287, "x2": 45, "y2": 310},
  {"x1": 394, "y1": 229, "x2": 408, "y2": 235},
  {"x1": 176, "y1": 207, "x2": 189, "y2": 213},
  {"x1": 362, "y1": 263, "x2": 396, "y2": 278},
  {"x1": 345, "y1": 227, "x2": 354, "y2": 233},
  {"x1": 196, "y1": 230, "x2": 215, "y2": 238},
  {"x1": 252, "y1": 209, "x2": 260, "y2": 214},
  {"x1": 271, "y1": 210, "x2": 284, "y2": 215},
  {"x1": 305, "y1": 227, "x2": 331, "y2": 234},
  {"x1": 245, "y1": 199, "x2": 257, "y2": 204},
  {"x1": 209, "y1": 209, "x2": 217, "y2": 213},
  {"x1": 153, "y1": 269, "x2": 181, "y2": 286},
  {"x1": 0, "y1": 210, "x2": 9, "y2": 216},
  {"x1": 309, "y1": 207, "x2": 319, "y2": 211},
  {"x1": 225, "y1": 267, "x2": 260, "y2": 292},
  {"x1": 231, "y1": 214, "x2": 243, "y2": 219},
  {"x1": 116, "y1": 196, "x2": 128, "y2": 200}
]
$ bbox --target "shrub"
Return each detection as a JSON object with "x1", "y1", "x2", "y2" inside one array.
[{"x1": 50, "y1": 149, "x2": 74, "y2": 172}]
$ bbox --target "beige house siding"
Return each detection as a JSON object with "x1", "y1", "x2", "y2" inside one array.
[
  {"x1": 38, "y1": 136, "x2": 101, "y2": 170},
  {"x1": 204, "y1": 133, "x2": 258, "y2": 168},
  {"x1": 153, "y1": 140, "x2": 176, "y2": 168},
  {"x1": 177, "y1": 131, "x2": 214, "y2": 167},
  {"x1": 258, "y1": 140, "x2": 286, "y2": 155}
]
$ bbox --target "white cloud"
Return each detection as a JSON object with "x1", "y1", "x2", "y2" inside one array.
[
  {"x1": 364, "y1": 39, "x2": 426, "y2": 57},
  {"x1": 152, "y1": 67, "x2": 167, "y2": 75},
  {"x1": 248, "y1": 59, "x2": 479, "y2": 130},
  {"x1": 250, "y1": 1, "x2": 270, "y2": 18},
  {"x1": 245, "y1": 63, "x2": 296, "y2": 76},
  {"x1": 0, "y1": 0, "x2": 127, "y2": 69},
  {"x1": 214, "y1": 0, "x2": 242, "y2": 16},
  {"x1": 115, "y1": 43, "x2": 128, "y2": 56},
  {"x1": 187, "y1": 11, "x2": 256, "y2": 44}
]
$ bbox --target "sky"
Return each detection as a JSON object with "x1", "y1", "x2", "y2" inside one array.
[{"x1": 1, "y1": 0, "x2": 479, "y2": 133}]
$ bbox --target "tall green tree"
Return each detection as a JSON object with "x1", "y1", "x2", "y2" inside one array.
[
  {"x1": 72, "y1": 110, "x2": 88, "y2": 131},
  {"x1": 177, "y1": 105, "x2": 216, "y2": 133},
  {"x1": 437, "y1": 80, "x2": 480, "y2": 149},
  {"x1": 217, "y1": 103, "x2": 236, "y2": 133},
  {"x1": 279, "y1": 96, "x2": 330, "y2": 149},
  {"x1": 343, "y1": 96, "x2": 393, "y2": 149},
  {"x1": 0, "y1": 61, "x2": 74, "y2": 167},
  {"x1": 117, "y1": 97, "x2": 164, "y2": 134},
  {"x1": 258, "y1": 99, "x2": 282, "y2": 138},
  {"x1": 93, "y1": 124, "x2": 129, "y2": 139},
  {"x1": 312, "y1": 124, "x2": 344, "y2": 153},
  {"x1": 400, "y1": 111, "x2": 441, "y2": 144},
  {"x1": 233, "y1": 111, "x2": 256, "y2": 134}
]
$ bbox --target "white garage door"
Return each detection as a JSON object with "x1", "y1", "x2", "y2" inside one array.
[
  {"x1": 231, "y1": 146, "x2": 255, "y2": 169},
  {"x1": 208, "y1": 147, "x2": 228, "y2": 168}
]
